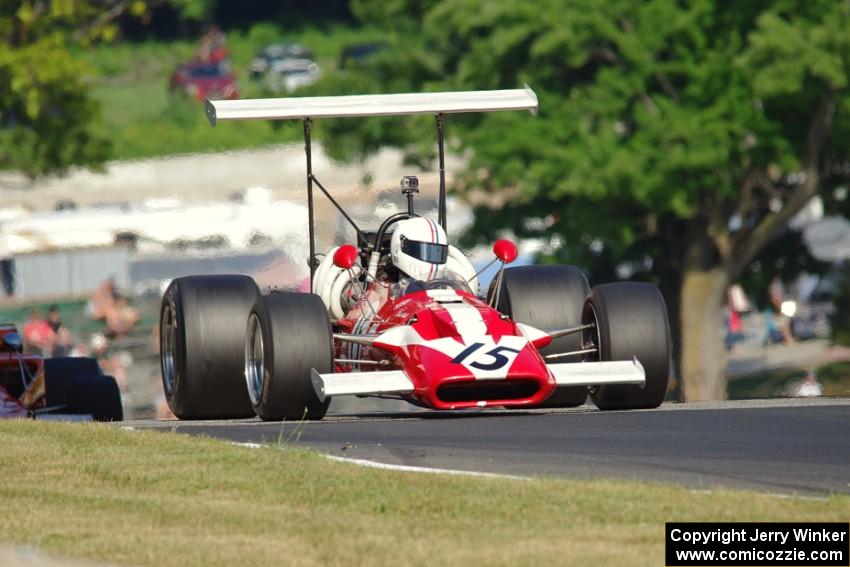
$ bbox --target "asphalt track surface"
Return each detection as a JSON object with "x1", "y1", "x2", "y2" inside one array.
[{"x1": 127, "y1": 398, "x2": 850, "y2": 496}]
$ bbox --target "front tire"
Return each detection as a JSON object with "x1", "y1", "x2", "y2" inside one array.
[
  {"x1": 160, "y1": 275, "x2": 261, "y2": 419},
  {"x1": 494, "y1": 265, "x2": 590, "y2": 407},
  {"x1": 583, "y1": 282, "x2": 671, "y2": 410},
  {"x1": 246, "y1": 292, "x2": 333, "y2": 421}
]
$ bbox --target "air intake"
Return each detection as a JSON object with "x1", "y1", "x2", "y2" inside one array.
[{"x1": 437, "y1": 379, "x2": 539, "y2": 403}]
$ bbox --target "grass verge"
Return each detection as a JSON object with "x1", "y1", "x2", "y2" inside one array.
[
  {"x1": 1, "y1": 422, "x2": 848, "y2": 566},
  {"x1": 728, "y1": 361, "x2": 850, "y2": 399}
]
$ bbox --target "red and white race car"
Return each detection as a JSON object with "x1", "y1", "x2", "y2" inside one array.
[{"x1": 159, "y1": 88, "x2": 671, "y2": 420}]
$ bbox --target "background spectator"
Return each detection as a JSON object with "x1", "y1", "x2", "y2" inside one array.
[
  {"x1": 767, "y1": 277, "x2": 794, "y2": 345},
  {"x1": 47, "y1": 304, "x2": 63, "y2": 334},
  {"x1": 0, "y1": 232, "x2": 14, "y2": 298},
  {"x1": 725, "y1": 285, "x2": 750, "y2": 351},
  {"x1": 47, "y1": 304, "x2": 72, "y2": 356},
  {"x1": 90, "y1": 333, "x2": 128, "y2": 390},
  {"x1": 87, "y1": 278, "x2": 140, "y2": 338},
  {"x1": 22, "y1": 310, "x2": 55, "y2": 355}
]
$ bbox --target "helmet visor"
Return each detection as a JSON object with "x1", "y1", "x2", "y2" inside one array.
[{"x1": 401, "y1": 238, "x2": 448, "y2": 264}]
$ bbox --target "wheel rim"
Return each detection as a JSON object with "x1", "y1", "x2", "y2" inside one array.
[
  {"x1": 582, "y1": 303, "x2": 602, "y2": 362},
  {"x1": 161, "y1": 304, "x2": 177, "y2": 396},
  {"x1": 245, "y1": 313, "x2": 265, "y2": 407}
]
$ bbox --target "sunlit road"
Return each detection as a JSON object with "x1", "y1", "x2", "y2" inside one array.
[{"x1": 128, "y1": 398, "x2": 850, "y2": 495}]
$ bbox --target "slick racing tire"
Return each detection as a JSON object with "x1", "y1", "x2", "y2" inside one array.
[
  {"x1": 44, "y1": 357, "x2": 124, "y2": 421},
  {"x1": 44, "y1": 357, "x2": 102, "y2": 407},
  {"x1": 68, "y1": 374, "x2": 123, "y2": 421},
  {"x1": 44, "y1": 357, "x2": 123, "y2": 421},
  {"x1": 245, "y1": 292, "x2": 333, "y2": 421},
  {"x1": 44, "y1": 356, "x2": 102, "y2": 379},
  {"x1": 494, "y1": 265, "x2": 591, "y2": 407},
  {"x1": 160, "y1": 275, "x2": 261, "y2": 419},
  {"x1": 582, "y1": 282, "x2": 672, "y2": 410}
]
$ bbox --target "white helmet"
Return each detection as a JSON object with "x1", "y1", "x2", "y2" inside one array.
[{"x1": 390, "y1": 217, "x2": 448, "y2": 280}]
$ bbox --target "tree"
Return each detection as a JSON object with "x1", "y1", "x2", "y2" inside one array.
[
  {"x1": 339, "y1": 0, "x2": 850, "y2": 399},
  {"x1": 0, "y1": 1, "x2": 152, "y2": 178}
]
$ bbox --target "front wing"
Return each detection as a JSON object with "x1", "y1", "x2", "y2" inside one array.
[
  {"x1": 311, "y1": 358, "x2": 645, "y2": 403},
  {"x1": 311, "y1": 369, "x2": 414, "y2": 402},
  {"x1": 547, "y1": 357, "x2": 645, "y2": 387}
]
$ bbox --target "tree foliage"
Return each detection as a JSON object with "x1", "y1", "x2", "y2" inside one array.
[
  {"x1": 0, "y1": 1, "x2": 152, "y2": 178},
  {"x1": 344, "y1": 0, "x2": 848, "y2": 254},
  {"x1": 335, "y1": 0, "x2": 850, "y2": 399}
]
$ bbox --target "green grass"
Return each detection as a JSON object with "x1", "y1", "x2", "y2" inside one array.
[
  {"x1": 0, "y1": 421, "x2": 847, "y2": 566},
  {"x1": 728, "y1": 361, "x2": 850, "y2": 399},
  {"x1": 814, "y1": 361, "x2": 850, "y2": 395},
  {"x1": 74, "y1": 24, "x2": 389, "y2": 160}
]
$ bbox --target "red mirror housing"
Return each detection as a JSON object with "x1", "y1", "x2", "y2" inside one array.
[
  {"x1": 493, "y1": 239, "x2": 518, "y2": 264},
  {"x1": 333, "y1": 245, "x2": 359, "y2": 270}
]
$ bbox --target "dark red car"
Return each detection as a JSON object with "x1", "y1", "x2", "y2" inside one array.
[
  {"x1": 169, "y1": 60, "x2": 238, "y2": 102},
  {"x1": 0, "y1": 324, "x2": 122, "y2": 421}
]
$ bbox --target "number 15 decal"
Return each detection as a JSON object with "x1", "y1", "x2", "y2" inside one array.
[{"x1": 451, "y1": 342, "x2": 522, "y2": 371}]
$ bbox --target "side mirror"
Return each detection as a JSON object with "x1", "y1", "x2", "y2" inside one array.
[
  {"x1": 333, "y1": 244, "x2": 359, "y2": 270},
  {"x1": 493, "y1": 239, "x2": 518, "y2": 264},
  {"x1": 3, "y1": 332, "x2": 23, "y2": 352}
]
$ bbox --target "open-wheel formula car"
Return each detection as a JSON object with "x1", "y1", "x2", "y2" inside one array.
[
  {"x1": 159, "y1": 88, "x2": 672, "y2": 421},
  {"x1": 0, "y1": 325, "x2": 123, "y2": 421}
]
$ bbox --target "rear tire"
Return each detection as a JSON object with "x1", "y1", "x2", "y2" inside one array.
[
  {"x1": 68, "y1": 374, "x2": 123, "y2": 421},
  {"x1": 494, "y1": 265, "x2": 590, "y2": 407},
  {"x1": 160, "y1": 275, "x2": 261, "y2": 419},
  {"x1": 43, "y1": 358, "x2": 122, "y2": 421},
  {"x1": 44, "y1": 357, "x2": 102, "y2": 408},
  {"x1": 246, "y1": 292, "x2": 332, "y2": 421},
  {"x1": 44, "y1": 357, "x2": 102, "y2": 377},
  {"x1": 583, "y1": 282, "x2": 671, "y2": 410}
]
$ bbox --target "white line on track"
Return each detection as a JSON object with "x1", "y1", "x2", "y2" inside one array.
[
  {"x1": 761, "y1": 492, "x2": 830, "y2": 502},
  {"x1": 690, "y1": 488, "x2": 829, "y2": 502},
  {"x1": 167, "y1": 433, "x2": 837, "y2": 498},
  {"x1": 323, "y1": 454, "x2": 530, "y2": 480},
  {"x1": 226, "y1": 438, "x2": 529, "y2": 479}
]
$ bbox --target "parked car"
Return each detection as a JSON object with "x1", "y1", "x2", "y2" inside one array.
[
  {"x1": 265, "y1": 58, "x2": 321, "y2": 93},
  {"x1": 169, "y1": 60, "x2": 238, "y2": 102},
  {"x1": 338, "y1": 41, "x2": 387, "y2": 69},
  {"x1": 790, "y1": 275, "x2": 836, "y2": 340},
  {"x1": 250, "y1": 43, "x2": 314, "y2": 78}
]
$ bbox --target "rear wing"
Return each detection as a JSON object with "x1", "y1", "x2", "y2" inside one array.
[
  {"x1": 204, "y1": 87, "x2": 538, "y2": 291},
  {"x1": 205, "y1": 87, "x2": 537, "y2": 125}
]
